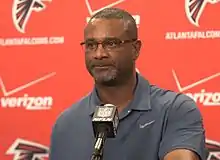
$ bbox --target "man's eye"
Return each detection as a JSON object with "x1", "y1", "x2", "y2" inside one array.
[
  {"x1": 86, "y1": 42, "x2": 96, "y2": 48},
  {"x1": 105, "y1": 40, "x2": 119, "y2": 47}
]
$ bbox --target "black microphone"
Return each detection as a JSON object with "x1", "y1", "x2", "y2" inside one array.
[{"x1": 91, "y1": 104, "x2": 119, "y2": 160}]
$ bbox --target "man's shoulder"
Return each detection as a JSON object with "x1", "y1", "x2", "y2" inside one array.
[
  {"x1": 149, "y1": 85, "x2": 195, "y2": 110},
  {"x1": 149, "y1": 85, "x2": 202, "y2": 127},
  {"x1": 54, "y1": 93, "x2": 91, "y2": 127}
]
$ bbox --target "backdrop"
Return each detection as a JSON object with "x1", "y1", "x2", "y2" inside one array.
[{"x1": 0, "y1": 0, "x2": 220, "y2": 159}]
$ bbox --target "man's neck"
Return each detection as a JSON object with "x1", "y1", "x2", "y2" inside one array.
[{"x1": 95, "y1": 72, "x2": 137, "y2": 112}]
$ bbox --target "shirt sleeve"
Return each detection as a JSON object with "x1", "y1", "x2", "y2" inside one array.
[
  {"x1": 158, "y1": 98, "x2": 207, "y2": 160},
  {"x1": 49, "y1": 109, "x2": 68, "y2": 160},
  {"x1": 49, "y1": 121, "x2": 59, "y2": 160}
]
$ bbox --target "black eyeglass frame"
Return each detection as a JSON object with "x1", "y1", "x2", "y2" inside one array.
[{"x1": 80, "y1": 38, "x2": 138, "y2": 51}]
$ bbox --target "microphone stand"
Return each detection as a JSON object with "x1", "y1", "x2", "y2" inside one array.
[
  {"x1": 91, "y1": 147, "x2": 103, "y2": 160},
  {"x1": 91, "y1": 132, "x2": 107, "y2": 160}
]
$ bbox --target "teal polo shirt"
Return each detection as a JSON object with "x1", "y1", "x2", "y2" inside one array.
[{"x1": 49, "y1": 73, "x2": 206, "y2": 160}]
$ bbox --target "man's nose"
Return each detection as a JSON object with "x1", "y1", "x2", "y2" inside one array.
[{"x1": 94, "y1": 43, "x2": 108, "y2": 59}]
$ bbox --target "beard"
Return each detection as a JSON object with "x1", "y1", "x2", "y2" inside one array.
[
  {"x1": 89, "y1": 66, "x2": 118, "y2": 86},
  {"x1": 85, "y1": 57, "x2": 134, "y2": 86},
  {"x1": 87, "y1": 64, "x2": 134, "y2": 86}
]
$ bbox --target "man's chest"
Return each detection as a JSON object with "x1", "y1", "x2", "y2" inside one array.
[
  {"x1": 102, "y1": 111, "x2": 162, "y2": 160},
  {"x1": 59, "y1": 111, "x2": 163, "y2": 160}
]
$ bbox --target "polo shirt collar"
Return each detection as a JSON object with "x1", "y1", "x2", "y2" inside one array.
[{"x1": 88, "y1": 73, "x2": 152, "y2": 116}]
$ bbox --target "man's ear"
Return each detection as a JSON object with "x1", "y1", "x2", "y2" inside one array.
[{"x1": 132, "y1": 40, "x2": 142, "y2": 60}]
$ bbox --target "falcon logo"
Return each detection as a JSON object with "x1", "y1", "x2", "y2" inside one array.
[
  {"x1": 12, "y1": 0, "x2": 52, "y2": 33},
  {"x1": 185, "y1": 0, "x2": 220, "y2": 27},
  {"x1": 206, "y1": 139, "x2": 220, "y2": 160},
  {"x1": 6, "y1": 138, "x2": 49, "y2": 160}
]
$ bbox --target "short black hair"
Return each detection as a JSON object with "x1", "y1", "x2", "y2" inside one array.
[{"x1": 86, "y1": 8, "x2": 138, "y2": 39}]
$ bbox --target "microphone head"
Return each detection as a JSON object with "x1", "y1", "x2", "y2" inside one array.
[{"x1": 92, "y1": 104, "x2": 119, "y2": 138}]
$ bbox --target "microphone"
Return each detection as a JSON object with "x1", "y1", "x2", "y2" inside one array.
[{"x1": 91, "y1": 104, "x2": 119, "y2": 160}]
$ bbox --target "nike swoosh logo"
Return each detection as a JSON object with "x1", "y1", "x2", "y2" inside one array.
[
  {"x1": 0, "y1": 72, "x2": 56, "y2": 96},
  {"x1": 85, "y1": 0, "x2": 126, "y2": 15},
  {"x1": 139, "y1": 120, "x2": 155, "y2": 129},
  {"x1": 172, "y1": 69, "x2": 220, "y2": 92}
]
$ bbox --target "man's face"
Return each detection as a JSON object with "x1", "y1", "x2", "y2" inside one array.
[{"x1": 83, "y1": 18, "x2": 140, "y2": 85}]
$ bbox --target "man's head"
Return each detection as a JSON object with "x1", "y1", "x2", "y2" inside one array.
[{"x1": 81, "y1": 8, "x2": 141, "y2": 86}]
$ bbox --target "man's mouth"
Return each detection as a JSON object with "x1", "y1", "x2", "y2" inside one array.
[
  {"x1": 94, "y1": 65, "x2": 111, "y2": 68},
  {"x1": 93, "y1": 65, "x2": 113, "y2": 70}
]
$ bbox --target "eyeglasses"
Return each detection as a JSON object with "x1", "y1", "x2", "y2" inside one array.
[{"x1": 80, "y1": 38, "x2": 137, "y2": 52}]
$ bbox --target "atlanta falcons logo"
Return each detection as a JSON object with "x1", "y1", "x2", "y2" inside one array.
[
  {"x1": 12, "y1": 0, "x2": 52, "y2": 33},
  {"x1": 5, "y1": 138, "x2": 220, "y2": 160},
  {"x1": 185, "y1": 0, "x2": 220, "y2": 27},
  {"x1": 6, "y1": 138, "x2": 49, "y2": 160},
  {"x1": 206, "y1": 139, "x2": 220, "y2": 160}
]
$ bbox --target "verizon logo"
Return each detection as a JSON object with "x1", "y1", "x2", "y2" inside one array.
[
  {"x1": 185, "y1": 89, "x2": 220, "y2": 106},
  {"x1": 0, "y1": 72, "x2": 56, "y2": 110},
  {"x1": 172, "y1": 69, "x2": 220, "y2": 106},
  {"x1": 1, "y1": 94, "x2": 53, "y2": 110}
]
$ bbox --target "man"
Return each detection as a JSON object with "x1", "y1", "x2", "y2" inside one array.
[{"x1": 49, "y1": 8, "x2": 207, "y2": 160}]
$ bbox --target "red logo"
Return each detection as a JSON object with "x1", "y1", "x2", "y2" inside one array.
[
  {"x1": 185, "y1": 0, "x2": 220, "y2": 27},
  {"x1": 6, "y1": 138, "x2": 49, "y2": 160},
  {"x1": 12, "y1": 0, "x2": 52, "y2": 33}
]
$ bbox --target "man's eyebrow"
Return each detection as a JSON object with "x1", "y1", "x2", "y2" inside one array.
[
  {"x1": 85, "y1": 37, "x2": 120, "y2": 42},
  {"x1": 104, "y1": 37, "x2": 119, "y2": 41},
  {"x1": 85, "y1": 38, "x2": 96, "y2": 41}
]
